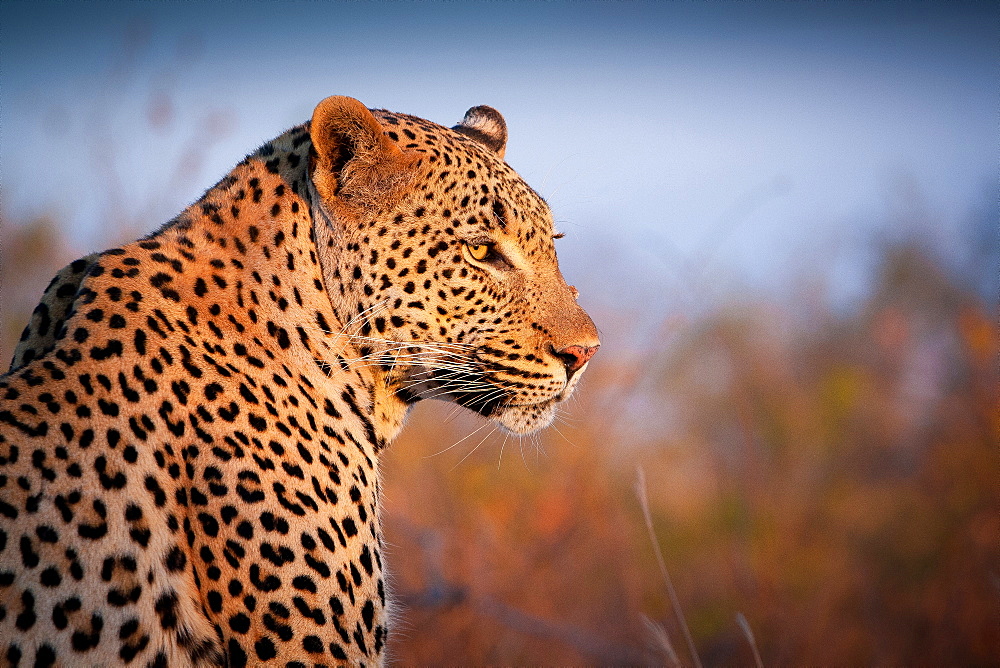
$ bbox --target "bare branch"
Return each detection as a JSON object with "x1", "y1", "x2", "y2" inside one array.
[
  {"x1": 636, "y1": 467, "x2": 703, "y2": 668},
  {"x1": 737, "y1": 612, "x2": 764, "y2": 668}
]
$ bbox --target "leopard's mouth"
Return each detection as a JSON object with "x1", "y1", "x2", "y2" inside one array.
[
  {"x1": 423, "y1": 366, "x2": 505, "y2": 417},
  {"x1": 420, "y1": 367, "x2": 565, "y2": 435},
  {"x1": 395, "y1": 356, "x2": 570, "y2": 435}
]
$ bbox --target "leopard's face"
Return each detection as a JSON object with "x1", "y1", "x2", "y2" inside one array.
[{"x1": 310, "y1": 100, "x2": 599, "y2": 434}]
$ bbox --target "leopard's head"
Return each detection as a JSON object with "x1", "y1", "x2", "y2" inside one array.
[{"x1": 308, "y1": 96, "x2": 599, "y2": 434}]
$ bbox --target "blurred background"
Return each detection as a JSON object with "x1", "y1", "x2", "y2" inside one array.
[{"x1": 1, "y1": 1, "x2": 997, "y2": 664}]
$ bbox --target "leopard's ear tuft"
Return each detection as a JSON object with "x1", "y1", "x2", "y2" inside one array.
[
  {"x1": 309, "y1": 96, "x2": 415, "y2": 207},
  {"x1": 453, "y1": 106, "x2": 507, "y2": 159}
]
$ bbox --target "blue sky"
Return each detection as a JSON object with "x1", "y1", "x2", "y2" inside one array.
[{"x1": 2, "y1": 1, "x2": 996, "y2": 314}]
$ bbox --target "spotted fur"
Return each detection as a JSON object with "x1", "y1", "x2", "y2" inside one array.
[{"x1": 0, "y1": 96, "x2": 599, "y2": 667}]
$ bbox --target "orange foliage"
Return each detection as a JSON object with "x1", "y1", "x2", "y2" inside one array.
[{"x1": 378, "y1": 245, "x2": 999, "y2": 664}]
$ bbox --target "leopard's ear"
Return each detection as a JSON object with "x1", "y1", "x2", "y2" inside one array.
[
  {"x1": 310, "y1": 96, "x2": 416, "y2": 208},
  {"x1": 453, "y1": 106, "x2": 507, "y2": 159}
]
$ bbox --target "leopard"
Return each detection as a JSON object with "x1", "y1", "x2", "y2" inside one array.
[{"x1": 0, "y1": 96, "x2": 599, "y2": 667}]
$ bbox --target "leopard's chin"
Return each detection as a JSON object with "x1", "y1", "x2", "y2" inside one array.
[{"x1": 493, "y1": 399, "x2": 559, "y2": 435}]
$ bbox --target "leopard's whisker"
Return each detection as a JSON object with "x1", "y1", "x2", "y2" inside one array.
[
  {"x1": 451, "y1": 424, "x2": 499, "y2": 471},
  {"x1": 423, "y1": 419, "x2": 494, "y2": 458}
]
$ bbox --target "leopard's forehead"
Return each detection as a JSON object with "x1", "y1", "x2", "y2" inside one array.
[{"x1": 370, "y1": 108, "x2": 554, "y2": 247}]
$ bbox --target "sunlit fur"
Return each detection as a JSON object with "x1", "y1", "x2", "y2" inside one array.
[{"x1": 0, "y1": 97, "x2": 598, "y2": 667}]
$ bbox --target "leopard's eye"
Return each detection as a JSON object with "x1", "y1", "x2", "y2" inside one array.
[{"x1": 466, "y1": 243, "x2": 490, "y2": 261}]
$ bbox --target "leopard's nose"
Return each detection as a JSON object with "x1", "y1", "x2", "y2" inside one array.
[{"x1": 553, "y1": 344, "x2": 600, "y2": 373}]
